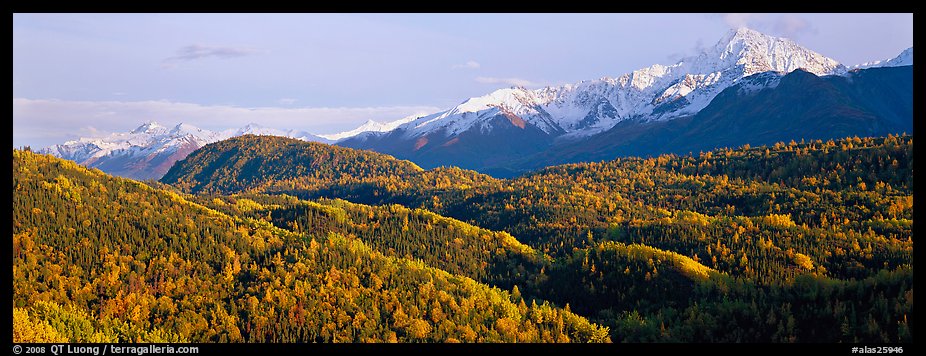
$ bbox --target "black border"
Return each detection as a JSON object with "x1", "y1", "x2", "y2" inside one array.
[
  {"x1": 10, "y1": 2, "x2": 920, "y2": 13},
  {"x1": 8, "y1": 342, "x2": 919, "y2": 355}
]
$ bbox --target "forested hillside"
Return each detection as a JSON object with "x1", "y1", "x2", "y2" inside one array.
[
  {"x1": 160, "y1": 134, "x2": 913, "y2": 342},
  {"x1": 193, "y1": 194, "x2": 550, "y2": 293},
  {"x1": 161, "y1": 135, "x2": 423, "y2": 195},
  {"x1": 13, "y1": 150, "x2": 610, "y2": 343},
  {"x1": 14, "y1": 133, "x2": 913, "y2": 343}
]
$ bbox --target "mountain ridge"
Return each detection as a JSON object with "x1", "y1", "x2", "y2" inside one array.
[
  {"x1": 359, "y1": 27, "x2": 848, "y2": 143},
  {"x1": 333, "y1": 29, "x2": 910, "y2": 177},
  {"x1": 341, "y1": 65, "x2": 912, "y2": 177},
  {"x1": 495, "y1": 65, "x2": 913, "y2": 174},
  {"x1": 40, "y1": 28, "x2": 912, "y2": 180},
  {"x1": 41, "y1": 122, "x2": 332, "y2": 180},
  {"x1": 852, "y1": 47, "x2": 913, "y2": 70}
]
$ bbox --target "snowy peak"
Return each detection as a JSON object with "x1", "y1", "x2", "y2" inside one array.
[
  {"x1": 853, "y1": 47, "x2": 914, "y2": 70},
  {"x1": 703, "y1": 27, "x2": 846, "y2": 77},
  {"x1": 454, "y1": 87, "x2": 533, "y2": 113},
  {"x1": 889, "y1": 47, "x2": 914, "y2": 67},
  {"x1": 351, "y1": 119, "x2": 393, "y2": 133},
  {"x1": 319, "y1": 114, "x2": 423, "y2": 141},
  {"x1": 625, "y1": 64, "x2": 674, "y2": 91},
  {"x1": 169, "y1": 123, "x2": 209, "y2": 136},
  {"x1": 132, "y1": 121, "x2": 168, "y2": 134},
  {"x1": 351, "y1": 27, "x2": 854, "y2": 141},
  {"x1": 235, "y1": 123, "x2": 270, "y2": 135}
]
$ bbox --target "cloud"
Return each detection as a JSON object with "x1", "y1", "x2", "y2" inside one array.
[
  {"x1": 452, "y1": 60, "x2": 481, "y2": 69},
  {"x1": 773, "y1": 14, "x2": 815, "y2": 38},
  {"x1": 475, "y1": 76, "x2": 537, "y2": 88},
  {"x1": 277, "y1": 98, "x2": 298, "y2": 105},
  {"x1": 167, "y1": 44, "x2": 259, "y2": 61},
  {"x1": 717, "y1": 13, "x2": 816, "y2": 39},
  {"x1": 721, "y1": 13, "x2": 761, "y2": 29},
  {"x1": 667, "y1": 39, "x2": 707, "y2": 63},
  {"x1": 162, "y1": 44, "x2": 260, "y2": 68},
  {"x1": 12, "y1": 97, "x2": 442, "y2": 149}
]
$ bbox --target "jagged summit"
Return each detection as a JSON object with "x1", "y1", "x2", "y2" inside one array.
[
  {"x1": 697, "y1": 27, "x2": 846, "y2": 76},
  {"x1": 853, "y1": 47, "x2": 914, "y2": 70},
  {"x1": 131, "y1": 121, "x2": 168, "y2": 134},
  {"x1": 319, "y1": 114, "x2": 422, "y2": 141}
]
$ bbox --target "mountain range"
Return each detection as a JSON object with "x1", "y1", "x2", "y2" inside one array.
[
  {"x1": 40, "y1": 28, "x2": 913, "y2": 179},
  {"x1": 40, "y1": 122, "x2": 331, "y2": 180}
]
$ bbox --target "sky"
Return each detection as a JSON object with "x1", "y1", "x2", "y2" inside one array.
[{"x1": 12, "y1": 13, "x2": 914, "y2": 149}]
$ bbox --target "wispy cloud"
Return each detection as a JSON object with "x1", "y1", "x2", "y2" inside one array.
[
  {"x1": 452, "y1": 60, "x2": 481, "y2": 69},
  {"x1": 12, "y1": 97, "x2": 441, "y2": 149},
  {"x1": 667, "y1": 38, "x2": 707, "y2": 63},
  {"x1": 773, "y1": 14, "x2": 815, "y2": 38},
  {"x1": 277, "y1": 98, "x2": 298, "y2": 105},
  {"x1": 166, "y1": 44, "x2": 259, "y2": 61},
  {"x1": 162, "y1": 44, "x2": 260, "y2": 68},
  {"x1": 720, "y1": 13, "x2": 760, "y2": 29},
  {"x1": 475, "y1": 76, "x2": 537, "y2": 88},
  {"x1": 717, "y1": 13, "x2": 816, "y2": 39}
]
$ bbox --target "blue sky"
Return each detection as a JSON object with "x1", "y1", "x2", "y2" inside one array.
[{"x1": 13, "y1": 13, "x2": 914, "y2": 148}]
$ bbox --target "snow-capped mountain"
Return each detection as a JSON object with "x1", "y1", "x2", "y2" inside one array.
[
  {"x1": 40, "y1": 27, "x2": 912, "y2": 181},
  {"x1": 318, "y1": 114, "x2": 423, "y2": 141},
  {"x1": 852, "y1": 47, "x2": 914, "y2": 70},
  {"x1": 41, "y1": 122, "x2": 331, "y2": 180},
  {"x1": 225, "y1": 123, "x2": 330, "y2": 143},
  {"x1": 339, "y1": 29, "x2": 911, "y2": 176},
  {"x1": 357, "y1": 27, "x2": 847, "y2": 141}
]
